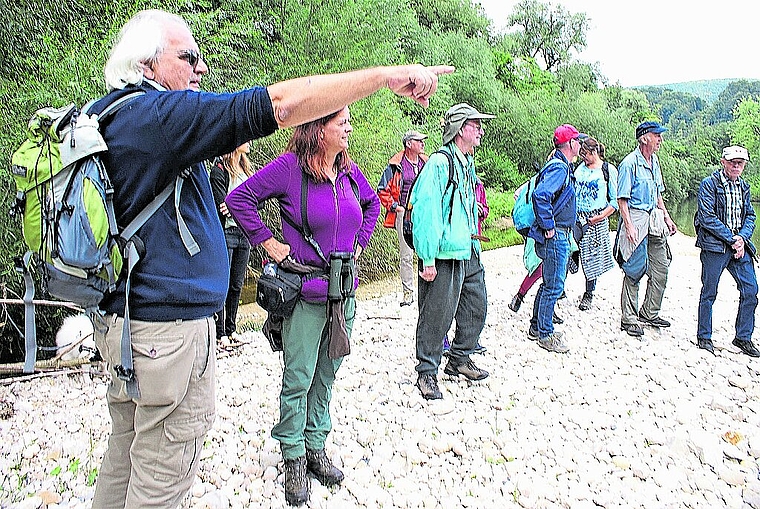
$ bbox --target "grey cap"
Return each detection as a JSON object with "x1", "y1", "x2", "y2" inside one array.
[
  {"x1": 442, "y1": 103, "x2": 495, "y2": 145},
  {"x1": 402, "y1": 130, "x2": 428, "y2": 145}
]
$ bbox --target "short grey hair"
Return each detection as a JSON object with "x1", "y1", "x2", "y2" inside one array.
[{"x1": 104, "y1": 10, "x2": 189, "y2": 91}]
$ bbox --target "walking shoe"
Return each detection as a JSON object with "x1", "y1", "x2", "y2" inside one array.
[
  {"x1": 474, "y1": 343, "x2": 487, "y2": 354},
  {"x1": 508, "y1": 293, "x2": 523, "y2": 312},
  {"x1": 620, "y1": 322, "x2": 644, "y2": 337},
  {"x1": 306, "y1": 448, "x2": 344, "y2": 486},
  {"x1": 400, "y1": 290, "x2": 414, "y2": 307},
  {"x1": 527, "y1": 325, "x2": 539, "y2": 341},
  {"x1": 283, "y1": 456, "x2": 310, "y2": 506},
  {"x1": 732, "y1": 338, "x2": 760, "y2": 357},
  {"x1": 578, "y1": 292, "x2": 593, "y2": 311},
  {"x1": 443, "y1": 358, "x2": 489, "y2": 381},
  {"x1": 637, "y1": 315, "x2": 671, "y2": 328},
  {"x1": 416, "y1": 373, "x2": 443, "y2": 400},
  {"x1": 442, "y1": 334, "x2": 451, "y2": 356},
  {"x1": 552, "y1": 311, "x2": 563, "y2": 324},
  {"x1": 538, "y1": 332, "x2": 570, "y2": 353},
  {"x1": 697, "y1": 338, "x2": 714, "y2": 355}
]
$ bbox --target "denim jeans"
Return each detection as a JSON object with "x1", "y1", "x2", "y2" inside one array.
[
  {"x1": 697, "y1": 249, "x2": 758, "y2": 342},
  {"x1": 531, "y1": 229, "x2": 570, "y2": 338},
  {"x1": 216, "y1": 227, "x2": 251, "y2": 338}
]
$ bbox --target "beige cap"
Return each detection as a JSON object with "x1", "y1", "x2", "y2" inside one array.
[{"x1": 722, "y1": 145, "x2": 749, "y2": 161}]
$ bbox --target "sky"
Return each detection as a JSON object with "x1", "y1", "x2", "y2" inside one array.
[{"x1": 476, "y1": 0, "x2": 759, "y2": 87}]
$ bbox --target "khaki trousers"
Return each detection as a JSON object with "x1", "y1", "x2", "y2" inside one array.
[
  {"x1": 395, "y1": 210, "x2": 415, "y2": 294},
  {"x1": 92, "y1": 315, "x2": 216, "y2": 509},
  {"x1": 621, "y1": 233, "x2": 672, "y2": 324}
]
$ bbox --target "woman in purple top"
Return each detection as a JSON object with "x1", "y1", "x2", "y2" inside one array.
[{"x1": 226, "y1": 106, "x2": 379, "y2": 506}]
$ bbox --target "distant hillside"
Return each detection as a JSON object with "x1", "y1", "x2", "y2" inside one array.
[{"x1": 634, "y1": 78, "x2": 750, "y2": 104}]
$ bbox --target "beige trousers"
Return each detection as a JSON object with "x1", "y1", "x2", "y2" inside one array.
[
  {"x1": 92, "y1": 315, "x2": 216, "y2": 509},
  {"x1": 395, "y1": 211, "x2": 415, "y2": 294}
]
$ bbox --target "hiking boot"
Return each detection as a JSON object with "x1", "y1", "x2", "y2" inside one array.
[
  {"x1": 474, "y1": 343, "x2": 487, "y2": 354},
  {"x1": 578, "y1": 292, "x2": 593, "y2": 311},
  {"x1": 508, "y1": 293, "x2": 523, "y2": 313},
  {"x1": 538, "y1": 332, "x2": 570, "y2": 354},
  {"x1": 417, "y1": 373, "x2": 443, "y2": 400},
  {"x1": 527, "y1": 325, "x2": 539, "y2": 341},
  {"x1": 732, "y1": 338, "x2": 760, "y2": 357},
  {"x1": 637, "y1": 315, "x2": 671, "y2": 328},
  {"x1": 400, "y1": 290, "x2": 414, "y2": 307},
  {"x1": 620, "y1": 322, "x2": 644, "y2": 337},
  {"x1": 443, "y1": 358, "x2": 489, "y2": 381},
  {"x1": 306, "y1": 448, "x2": 344, "y2": 486},
  {"x1": 283, "y1": 456, "x2": 310, "y2": 506}
]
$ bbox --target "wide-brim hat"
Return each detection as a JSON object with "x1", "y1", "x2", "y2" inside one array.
[{"x1": 442, "y1": 103, "x2": 495, "y2": 145}]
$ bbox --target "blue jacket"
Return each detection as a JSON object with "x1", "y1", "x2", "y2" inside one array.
[
  {"x1": 528, "y1": 150, "x2": 576, "y2": 244},
  {"x1": 695, "y1": 170, "x2": 756, "y2": 255},
  {"x1": 92, "y1": 82, "x2": 278, "y2": 321}
]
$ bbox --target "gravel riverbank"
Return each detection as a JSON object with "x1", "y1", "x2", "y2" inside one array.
[{"x1": 2, "y1": 232, "x2": 760, "y2": 509}]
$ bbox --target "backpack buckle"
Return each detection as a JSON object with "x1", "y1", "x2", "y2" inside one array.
[{"x1": 114, "y1": 364, "x2": 135, "y2": 382}]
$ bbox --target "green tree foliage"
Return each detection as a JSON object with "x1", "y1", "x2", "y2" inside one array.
[
  {"x1": 506, "y1": 0, "x2": 589, "y2": 71},
  {"x1": 0, "y1": 0, "x2": 749, "y2": 362},
  {"x1": 707, "y1": 79, "x2": 760, "y2": 125}
]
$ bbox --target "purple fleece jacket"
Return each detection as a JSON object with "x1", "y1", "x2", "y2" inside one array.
[{"x1": 225, "y1": 152, "x2": 380, "y2": 303}]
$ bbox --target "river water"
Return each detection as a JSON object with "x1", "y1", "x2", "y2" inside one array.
[{"x1": 669, "y1": 196, "x2": 760, "y2": 246}]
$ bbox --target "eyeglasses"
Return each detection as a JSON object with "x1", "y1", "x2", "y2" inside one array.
[
  {"x1": 177, "y1": 49, "x2": 202, "y2": 72},
  {"x1": 465, "y1": 121, "x2": 484, "y2": 131}
]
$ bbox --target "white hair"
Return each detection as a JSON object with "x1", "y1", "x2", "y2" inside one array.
[{"x1": 104, "y1": 10, "x2": 188, "y2": 90}]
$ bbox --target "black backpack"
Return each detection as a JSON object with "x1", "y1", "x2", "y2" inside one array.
[{"x1": 402, "y1": 150, "x2": 457, "y2": 250}]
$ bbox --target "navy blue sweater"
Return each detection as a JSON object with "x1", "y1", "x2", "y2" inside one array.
[{"x1": 92, "y1": 82, "x2": 277, "y2": 321}]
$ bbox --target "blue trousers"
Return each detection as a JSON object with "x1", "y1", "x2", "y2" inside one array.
[
  {"x1": 531, "y1": 229, "x2": 570, "y2": 338},
  {"x1": 697, "y1": 249, "x2": 758, "y2": 342}
]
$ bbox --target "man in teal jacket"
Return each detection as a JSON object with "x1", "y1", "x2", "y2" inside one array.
[{"x1": 410, "y1": 103, "x2": 494, "y2": 400}]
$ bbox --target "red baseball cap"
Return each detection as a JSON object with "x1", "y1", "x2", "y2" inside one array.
[{"x1": 553, "y1": 124, "x2": 580, "y2": 146}]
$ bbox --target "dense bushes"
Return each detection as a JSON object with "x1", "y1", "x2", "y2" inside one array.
[{"x1": 0, "y1": 0, "x2": 753, "y2": 362}]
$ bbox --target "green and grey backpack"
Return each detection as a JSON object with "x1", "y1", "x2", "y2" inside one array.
[{"x1": 10, "y1": 92, "x2": 196, "y2": 385}]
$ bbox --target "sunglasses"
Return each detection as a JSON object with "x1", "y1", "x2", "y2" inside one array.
[{"x1": 177, "y1": 49, "x2": 202, "y2": 72}]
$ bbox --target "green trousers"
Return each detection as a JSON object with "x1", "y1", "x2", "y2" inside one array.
[{"x1": 273, "y1": 298, "x2": 355, "y2": 460}]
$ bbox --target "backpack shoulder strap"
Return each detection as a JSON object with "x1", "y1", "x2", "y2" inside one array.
[
  {"x1": 602, "y1": 161, "x2": 612, "y2": 203},
  {"x1": 434, "y1": 150, "x2": 458, "y2": 223}
]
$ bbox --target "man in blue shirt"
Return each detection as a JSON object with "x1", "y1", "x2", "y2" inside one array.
[
  {"x1": 695, "y1": 145, "x2": 759, "y2": 357},
  {"x1": 527, "y1": 124, "x2": 580, "y2": 354},
  {"x1": 615, "y1": 121, "x2": 678, "y2": 337}
]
